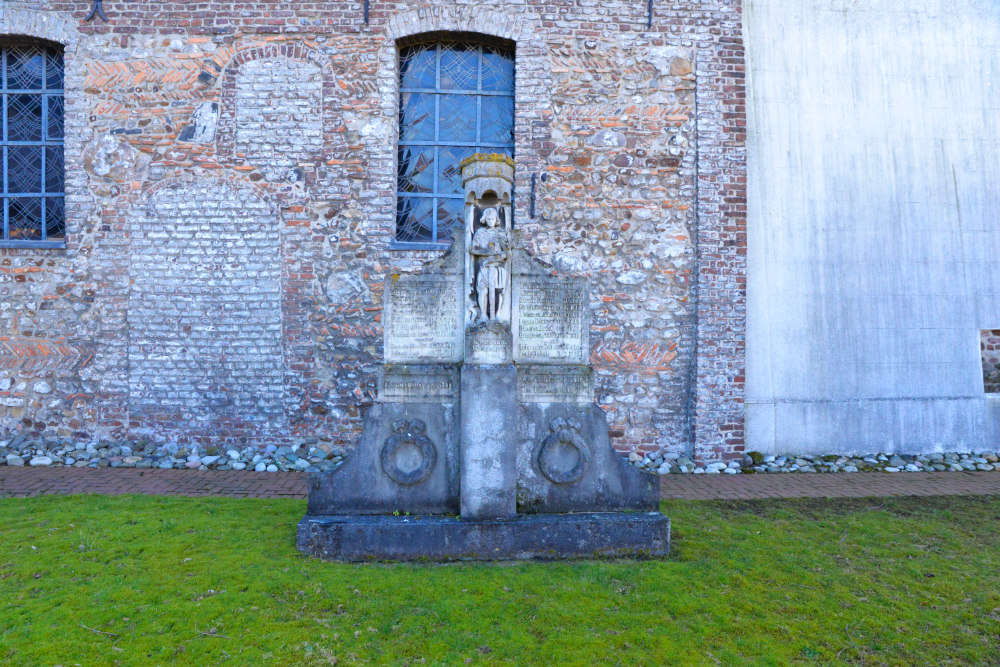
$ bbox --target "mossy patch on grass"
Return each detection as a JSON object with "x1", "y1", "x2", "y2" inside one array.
[{"x1": 1, "y1": 494, "x2": 998, "y2": 665}]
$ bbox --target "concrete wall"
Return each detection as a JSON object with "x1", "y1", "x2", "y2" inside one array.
[{"x1": 746, "y1": 0, "x2": 1000, "y2": 454}]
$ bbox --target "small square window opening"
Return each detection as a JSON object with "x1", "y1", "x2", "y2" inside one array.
[{"x1": 981, "y1": 329, "x2": 1000, "y2": 394}]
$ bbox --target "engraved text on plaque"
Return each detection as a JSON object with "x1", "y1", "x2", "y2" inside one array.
[
  {"x1": 513, "y1": 277, "x2": 588, "y2": 363},
  {"x1": 517, "y1": 365, "x2": 593, "y2": 404},
  {"x1": 384, "y1": 276, "x2": 462, "y2": 363}
]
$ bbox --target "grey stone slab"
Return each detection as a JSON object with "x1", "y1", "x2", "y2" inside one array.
[
  {"x1": 306, "y1": 402, "x2": 460, "y2": 515},
  {"x1": 460, "y1": 364, "x2": 517, "y2": 519},
  {"x1": 516, "y1": 403, "x2": 659, "y2": 513},
  {"x1": 297, "y1": 512, "x2": 670, "y2": 561},
  {"x1": 379, "y1": 364, "x2": 460, "y2": 403},
  {"x1": 517, "y1": 365, "x2": 594, "y2": 404},
  {"x1": 511, "y1": 249, "x2": 589, "y2": 364},
  {"x1": 177, "y1": 101, "x2": 218, "y2": 143}
]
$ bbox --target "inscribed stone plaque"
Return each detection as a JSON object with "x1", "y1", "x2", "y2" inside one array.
[
  {"x1": 384, "y1": 273, "x2": 464, "y2": 363},
  {"x1": 517, "y1": 365, "x2": 594, "y2": 405},
  {"x1": 379, "y1": 365, "x2": 460, "y2": 403},
  {"x1": 513, "y1": 276, "x2": 588, "y2": 364},
  {"x1": 465, "y1": 322, "x2": 512, "y2": 364}
]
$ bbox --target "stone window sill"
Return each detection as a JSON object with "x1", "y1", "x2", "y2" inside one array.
[
  {"x1": 389, "y1": 241, "x2": 449, "y2": 251},
  {"x1": 0, "y1": 241, "x2": 67, "y2": 250}
]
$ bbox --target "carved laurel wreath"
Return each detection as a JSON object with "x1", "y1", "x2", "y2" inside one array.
[
  {"x1": 380, "y1": 419, "x2": 437, "y2": 486},
  {"x1": 536, "y1": 417, "x2": 591, "y2": 485}
]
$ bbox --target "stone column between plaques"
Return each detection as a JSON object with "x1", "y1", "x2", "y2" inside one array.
[
  {"x1": 460, "y1": 364, "x2": 517, "y2": 519},
  {"x1": 459, "y1": 154, "x2": 518, "y2": 520}
]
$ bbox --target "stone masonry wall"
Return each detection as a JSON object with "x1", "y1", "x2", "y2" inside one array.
[{"x1": 0, "y1": 1, "x2": 746, "y2": 461}]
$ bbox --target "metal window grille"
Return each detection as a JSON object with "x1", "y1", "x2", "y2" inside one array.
[
  {"x1": 1, "y1": 42, "x2": 65, "y2": 248},
  {"x1": 396, "y1": 38, "x2": 514, "y2": 247}
]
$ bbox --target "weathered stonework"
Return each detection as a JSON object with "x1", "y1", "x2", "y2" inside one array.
[{"x1": 0, "y1": 1, "x2": 747, "y2": 462}]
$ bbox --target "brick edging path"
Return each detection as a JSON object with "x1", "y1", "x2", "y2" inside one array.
[
  {"x1": 1, "y1": 467, "x2": 999, "y2": 501},
  {"x1": 0, "y1": 467, "x2": 307, "y2": 499},
  {"x1": 660, "y1": 470, "x2": 1000, "y2": 500}
]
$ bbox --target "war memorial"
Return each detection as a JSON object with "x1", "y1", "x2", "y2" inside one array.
[{"x1": 297, "y1": 154, "x2": 668, "y2": 560}]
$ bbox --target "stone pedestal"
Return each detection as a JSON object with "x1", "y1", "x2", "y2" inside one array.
[
  {"x1": 298, "y1": 154, "x2": 669, "y2": 561},
  {"x1": 460, "y1": 364, "x2": 517, "y2": 520}
]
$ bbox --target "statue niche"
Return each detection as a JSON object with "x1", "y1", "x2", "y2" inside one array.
[
  {"x1": 469, "y1": 206, "x2": 511, "y2": 322},
  {"x1": 461, "y1": 155, "x2": 515, "y2": 365},
  {"x1": 462, "y1": 168, "x2": 513, "y2": 326}
]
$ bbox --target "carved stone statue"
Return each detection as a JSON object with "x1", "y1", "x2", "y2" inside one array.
[{"x1": 469, "y1": 207, "x2": 510, "y2": 322}]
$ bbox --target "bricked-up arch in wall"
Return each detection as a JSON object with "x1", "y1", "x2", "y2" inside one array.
[
  {"x1": 0, "y1": 9, "x2": 78, "y2": 53},
  {"x1": 372, "y1": 5, "x2": 552, "y2": 248},
  {"x1": 0, "y1": 8, "x2": 90, "y2": 248},
  {"x1": 216, "y1": 44, "x2": 335, "y2": 179},
  {"x1": 126, "y1": 176, "x2": 286, "y2": 445}
]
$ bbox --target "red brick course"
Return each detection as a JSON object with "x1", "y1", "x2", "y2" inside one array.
[
  {"x1": 2, "y1": 467, "x2": 997, "y2": 501},
  {"x1": 0, "y1": 467, "x2": 306, "y2": 499},
  {"x1": 660, "y1": 471, "x2": 1000, "y2": 500}
]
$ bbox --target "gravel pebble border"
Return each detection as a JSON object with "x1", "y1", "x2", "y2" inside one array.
[
  {"x1": 2, "y1": 438, "x2": 998, "y2": 476},
  {"x1": 0, "y1": 439, "x2": 345, "y2": 473},
  {"x1": 628, "y1": 450, "x2": 1000, "y2": 475}
]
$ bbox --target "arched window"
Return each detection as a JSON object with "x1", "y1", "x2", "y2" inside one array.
[
  {"x1": 1, "y1": 39, "x2": 64, "y2": 247},
  {"x1": 396, "y1": 35, "x2": 514, "y2": 247}
]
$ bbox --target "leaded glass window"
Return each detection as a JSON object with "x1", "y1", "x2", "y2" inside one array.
[
  {"x1": 396, "y1": 37, "x2": 514, "y2": 246},
  {"x1": 1, "y1": 41, "x2": 64, "y2": 247}
]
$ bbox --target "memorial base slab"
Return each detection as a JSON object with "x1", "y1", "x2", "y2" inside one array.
[{"x1": 296, "y1": 512, "x2": 670, "y2": 562}]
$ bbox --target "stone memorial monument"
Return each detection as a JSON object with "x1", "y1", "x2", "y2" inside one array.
[{"x1": 297, "y1": 154, "x2": 670, "y2": 560}]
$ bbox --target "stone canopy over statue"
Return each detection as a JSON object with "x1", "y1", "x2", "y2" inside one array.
[{"x1": 297, "y1": 153, "x2": 669, "y2": 561}]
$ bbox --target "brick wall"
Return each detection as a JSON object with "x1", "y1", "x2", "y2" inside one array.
[
  {"x1": 691, "y1": 1, "x2": 747, "y2": 462},
  {"x1": 0, "y1": 1, "x2": 746, "y2": 460},
  {"x1": 234, "y1": 58, "x2": 324, "y2": 176}
]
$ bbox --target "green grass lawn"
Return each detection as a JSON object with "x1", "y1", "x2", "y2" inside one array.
[{"x1": 1, "y1": 494, "x2": 998, "y2": 666}]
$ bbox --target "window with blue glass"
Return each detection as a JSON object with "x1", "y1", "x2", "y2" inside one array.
[
  {"x1": 396, "y1": 37, "x2": 514, "y2": 246},
  {"x1": 1, "y1": 40, "x2": 64, "y2": 247}
]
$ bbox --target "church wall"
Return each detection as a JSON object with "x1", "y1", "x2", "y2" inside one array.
[
  {"x1": 0, "y1": 1, "x2": 746, "y2": 460},
  {"x1": 745, "y1": 0, "x2": 1000, "y2": 454}
]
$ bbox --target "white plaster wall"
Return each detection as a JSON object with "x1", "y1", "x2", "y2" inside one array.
[{"x1": 746, "y1": 0, "x2": 1000, "y2": 454}]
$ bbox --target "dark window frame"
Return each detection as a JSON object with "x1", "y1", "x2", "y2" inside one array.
[
  {"x1": 0, "y1": 38, "x2": 65, "y2": 249},
  {"x1": 394, "y1": 34, "x2": 515, "y2": 249}
]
